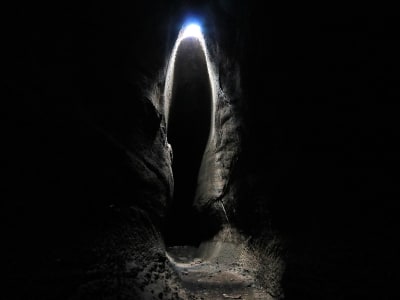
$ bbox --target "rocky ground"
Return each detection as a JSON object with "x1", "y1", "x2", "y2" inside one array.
[
  {"x1": 167, "y1": 247, "x2": 270, "y2": 300},
  {"x1": 165, "y1": 226, "x2": 282, "y2": 300}
]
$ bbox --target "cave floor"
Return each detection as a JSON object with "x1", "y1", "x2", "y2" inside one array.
[{"x1": 167, "y1": 245, "x2": 273, "y2": 300}]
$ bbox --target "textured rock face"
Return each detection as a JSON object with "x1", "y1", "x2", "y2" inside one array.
[
  {"x1": 126, "y1": 98, "x2": 174, "y2": 221},
  {"x1": 193, "y1": 57, "x2": 242, "y2": 229},
  {"x1": 4, "y1": 1, "x2": 178, "y2": 299},
  {"x1": 4, "y1": 92, "x2": 178, "y2": 299}
]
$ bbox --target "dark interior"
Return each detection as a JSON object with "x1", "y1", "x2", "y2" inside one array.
[
  {"x1": 4, "y1": 1, "x2": 399, "y2": 298},
  {"x1": 164, "y1": 37, "x2": 213, "y2": 246}
]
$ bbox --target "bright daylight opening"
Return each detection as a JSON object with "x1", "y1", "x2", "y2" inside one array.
[
  {"x1": 164, "y1": 21, "x2": 217, "y2": 141},
  {"x1": 182, "y1": 24, "x2": 202, "y2": 39}
]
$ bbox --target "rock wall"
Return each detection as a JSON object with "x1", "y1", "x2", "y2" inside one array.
[
  {"x1": 3, "y1": 1, "x2": 181, "y2": 299},
  {"x1": 193, "y1": 55, "x2": 243, "y2": 226}
]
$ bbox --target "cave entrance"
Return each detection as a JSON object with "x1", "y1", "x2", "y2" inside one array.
[{"x1": 163, "y1": 25, "x2": 214, "y2": 246}]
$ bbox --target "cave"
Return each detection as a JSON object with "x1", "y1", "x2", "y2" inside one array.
[{"x1": 4, "y1": 1, "x2": 399, "y2": 299}]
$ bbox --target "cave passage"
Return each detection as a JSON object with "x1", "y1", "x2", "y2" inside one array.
[{"x1": 164, "y1": 36, "x2": 213, "y2": 246}]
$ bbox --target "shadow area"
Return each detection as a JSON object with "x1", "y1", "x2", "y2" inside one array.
[{"x1": 164, "y1": 37, "x2": 213, "y2": 246}]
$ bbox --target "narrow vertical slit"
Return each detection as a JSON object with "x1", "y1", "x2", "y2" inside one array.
[{"x1": 163, "y1": 24, "x2": 216, "y2": 246}]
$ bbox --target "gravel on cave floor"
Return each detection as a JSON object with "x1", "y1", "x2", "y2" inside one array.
[{"x1": 166, "y1": 245, "x2": 274, "y2": 300}]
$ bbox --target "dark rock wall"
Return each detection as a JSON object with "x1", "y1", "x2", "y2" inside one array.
[
  {"x1": 236, "y1": 11, "x2": 399, "y2": 299},
  {"x1": 4, "y1": 1, "x2": 178, "y2": 299}
]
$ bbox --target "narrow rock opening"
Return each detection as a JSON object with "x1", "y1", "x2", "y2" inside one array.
[{"x1": 164, "y1": 36, "x2": 213, "y2": 246}]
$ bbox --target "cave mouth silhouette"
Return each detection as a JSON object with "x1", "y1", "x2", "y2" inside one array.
[{"x1": 163, "y1": 36, "x2": 214, "y2": 246}]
